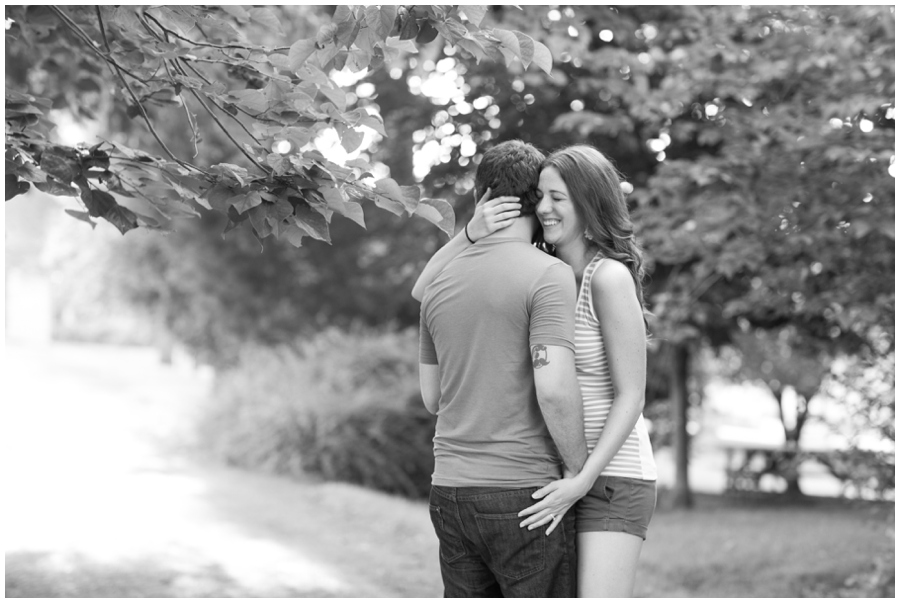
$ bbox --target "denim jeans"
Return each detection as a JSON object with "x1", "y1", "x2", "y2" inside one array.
[{"x1": 429, "y1": 485, "x2": 577, "y2": 598}]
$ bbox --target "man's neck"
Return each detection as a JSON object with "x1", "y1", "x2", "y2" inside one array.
[{"x1": 483, "y1": 215, "x2": 537, "y2": 243}]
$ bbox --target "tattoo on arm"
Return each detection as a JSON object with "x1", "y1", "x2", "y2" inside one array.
[{"x1": 532, "y1": 345, "x2": 550, "y2": 369}]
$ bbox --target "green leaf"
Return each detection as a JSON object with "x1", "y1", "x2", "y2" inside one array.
[
  {"x1": 435, "y1": 19, "x2": 468, "y2": 44},
  {"x1": 294, "y1": 201, "x2": 332, "y2": 242},
  {"x1": 113, "y1": 6, "x2": 142, "y2": 31},
  {"x1": 289, "y1": 39, "x2": 317, "y2": 72},
  {"x1": 399, "y1": 15, "x2": 419, "y2": 40},
  {"x1": 248, "y1": 203, "x2": 274, "y2": 238},
  {"x1": 81, "y1": 188, "x2": 115, "y2": 217},
  {"x1": 34, "y1": 177, "x2": 78, "y2": 197},
  {"x1": 346, "y1": 48, "x2": 371, "y2": 72},
  {"x1": 13, "y1": 161, "x2": 48, "y2": 183},
  {"x1": 220, "y1": 5, "x2": 250, "y2": 21},
  {"x1": 320, "y1": 86, "x2": 347, "y2": 112},
  {"x1": 321, "y1": 185, "x2": 365, "y2": 228},
  {"x1": 266, "y1": 152, "x2": 288, "y2": 174},
  {"x1": 164, "y1": 174, "x2": 211, "y2": 209},
  {"x1": 459, "y1": 5, "x2": 487, "y2": 26},
  {"x1": 248, "y1": 7, "x2": 283, "y2": 34},
  {"x1": 280, "y1": 222, "x2": 306, "y2": 247},
  {"x1": 265, "y1": 197, "x2": 295, "y2": 225},
  {"x1": 317, "y1": 43, "x2": 343, "y2": 69},
  {"x1": 155, "y1": 7, "x2": 196, "y2": 36},
  {"x1": 384, "y1": 37, "x2": 419, "y2": 54},
  {"x1": 333, "y1": 5, "x2": 356, "y2": 24},
  {"x1": 211, "y1": 163, "x2": 250, "y2": 186},
  {"x1": 231, "y1": 190, "x2": 263, "y2": 214},
  {"x1": 317, "y1": 23, "x2": 339, "y2": 47},
  {"x1": 81, "y1": 189, "x2": 138, "y2": 234},
  {"x1": 335, "y1": 123, "x2": 365, "y2": 153},
  {"x1": 103, "y1": 203, "x2": 140, "y2": 235},
  {"x1": 365, "y1": 5, "x2": 397, "y2": 40},
  {"x1": 513, "y1": 31, "x2": 535, "y2": 68},
  {"x1": 457, "y1": 38, "x2": 487, "y2": 63},
  {"x1": 415, "y1": 197, "x2": 456, "y2": 237},
  {"x1": 492, "y1": 29, "x2": 520, "y2": 63},
  {"x1": 372, "y1": 177, "x2": 418, "y2": 214},
  {"x1": 356, "y1": 111, "x2": 387, "y2": 136},
  {"x1": 295, "y1": 64, "x2": 331, "y2": 87},
  {"x1": 416, "y1": 21, "x2": 439, "y2": 44},
  {"x1": 532, "y1": 40, "x2": 553, "y2": 75},
  {"x1": 266, "y1": 52, "x2": 291, "y2": 71},
  {"x1": 205, "y1": 183, "x2": 238, "y2": 211},
  {"x1": 225, "y1": 89, "x2": 269, "y2": 114},
  {"x1": 40, "y1": 152, "x2": 80, "y2": 183},
  {"x1": 64, "y1": 209, "x2": 97, "y2": 228},
  {"x1": 5, "y1": 175, "x2": 30, "y2": 200},
  {"x1": 354, "y1": 26, "x2": 378, "y2": 55}
]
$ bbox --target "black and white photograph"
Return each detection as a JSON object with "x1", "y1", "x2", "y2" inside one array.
[{"x1": 5, "y1": 4, "x2": 894, "y2": 598}]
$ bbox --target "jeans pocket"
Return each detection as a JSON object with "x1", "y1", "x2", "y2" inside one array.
[
  {"x1": 474, "y1": 512, "x2": 545, "y2": 581},
  {"x1": 429, "y1": 504, "x2": 467, "y2": 563}
]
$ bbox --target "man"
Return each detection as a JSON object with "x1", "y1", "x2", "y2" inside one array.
[{"x1": 418, "y1": 140, "x2": 588, "y2": 597}]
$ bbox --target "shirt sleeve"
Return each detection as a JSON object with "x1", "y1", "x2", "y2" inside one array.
[
  {"x1": 529, "y1": 261, "x2": 577, "y2": 352},
  {"x1": 419, "y1": 307, "x2": 439, "y2": 365}
]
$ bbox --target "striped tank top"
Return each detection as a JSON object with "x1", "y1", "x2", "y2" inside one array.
[{"x1": 575, "y1": 254, "x2": 657, "y2": 480}]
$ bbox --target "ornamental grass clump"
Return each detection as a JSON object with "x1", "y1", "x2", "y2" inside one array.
[{"x1": 195, "y1": 327, "x2": 435, "y2": 498}]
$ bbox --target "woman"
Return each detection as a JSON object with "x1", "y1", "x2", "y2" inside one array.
[{"x1": 413, "y1": 145, "x2": 657, "y2": 597}]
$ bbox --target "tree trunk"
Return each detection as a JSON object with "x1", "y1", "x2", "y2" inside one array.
[
  {"x1": 670, "y1": 342, "x2": 693, "y2": 508},
  {"x1": 776, "y1": 388, "x2": 813, "y2": 497}
]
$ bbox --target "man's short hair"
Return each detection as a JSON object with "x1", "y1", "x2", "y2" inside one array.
[{"x1": 474, "y1": 140, "x2": 545, "y2": 215}]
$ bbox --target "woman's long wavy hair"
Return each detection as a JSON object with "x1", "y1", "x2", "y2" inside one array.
[{"x1": 541, "y1": 145, "x2": 649, "y2": 329}]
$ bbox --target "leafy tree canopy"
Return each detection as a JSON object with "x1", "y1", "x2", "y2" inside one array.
[{"x1": 5, "y1": 5, "x2": 552, "y2": 245}]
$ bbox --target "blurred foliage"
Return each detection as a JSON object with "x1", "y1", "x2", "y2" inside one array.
[
  {"x1": 718, "y1": 326, "x2": 832, "y2": 493},
  {"x1": 384, "y1": 5, "x2": 894, "y2": 352},
  {"x1": 103, "y1": 208, "x2": 432, "y2": 365},
  {"x1": 195, "y1": 327, "x2": 436, "y2": 498}
]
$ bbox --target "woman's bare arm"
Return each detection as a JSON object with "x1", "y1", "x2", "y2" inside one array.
[{"x1": 411, "y1": 188, "x2": 521, "y2": 301}]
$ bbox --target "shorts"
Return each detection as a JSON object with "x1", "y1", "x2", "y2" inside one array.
[{"x1": 575, "y1": 475, "x2": 657, "y2": 540}]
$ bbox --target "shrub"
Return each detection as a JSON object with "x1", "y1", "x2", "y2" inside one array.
[{"x1": 194, "y1": 327, "x2": 436, "y2": 498}]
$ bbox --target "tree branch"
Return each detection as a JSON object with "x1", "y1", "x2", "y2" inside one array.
[
  {"x1": 131, "y1": 8, "x2": 268, "y2": 176},
  {"x1": 92, "y1": 7, "x2": 187, "y2": 167},
  {"x1": 144, "y1": 9, "x2": 256, "y2": 52},
  {"x1": 160, "y1": 59, "x2": 201, "y2": 159},
  {"x1": 179, "y1": 80, "x2": 270, "y2": 174},
  {"x1": 168, "y1": 62, "x2": 265, "y2": 152},
  {"x1": 49, "y1": 6, "x2": 149, "y2": 83}
]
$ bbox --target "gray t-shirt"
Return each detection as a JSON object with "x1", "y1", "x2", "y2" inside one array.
[{"x1": 419, "y1": 238, "x2": 576, "y2": 487}]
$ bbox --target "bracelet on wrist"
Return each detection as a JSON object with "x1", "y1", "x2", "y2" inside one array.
[{"x1": 464, "y1": 223, "x2": 475, "y2": 244}]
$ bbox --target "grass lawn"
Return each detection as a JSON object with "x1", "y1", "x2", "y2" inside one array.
[
  {"x1": 5, "y1": 476, "x2": 893, "y2": 598},
  {"x1": 635, "y1": 491, "x2": 894, "y2": 597}
]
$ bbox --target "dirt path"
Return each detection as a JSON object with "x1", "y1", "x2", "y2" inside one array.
[{"x1": 5, "y1": 342, "x2": 443, "y2": 597}]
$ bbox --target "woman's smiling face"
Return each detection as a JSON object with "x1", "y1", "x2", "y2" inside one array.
[{"x1": 536, "y1": 167, "x2": 584, "y2": 248}]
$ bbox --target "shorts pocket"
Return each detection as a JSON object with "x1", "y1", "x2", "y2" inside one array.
[
  {"x1": 474, "y1": 512, "x2": 545, "y2": 581},
  {"x1": 429, "y1": 504, "x2": 466, "y2": 563},
  {"x1": 603, "y1": 478, "x2": 616, "y2": 504}
]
